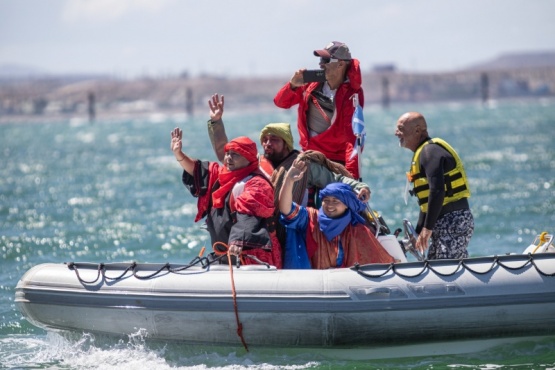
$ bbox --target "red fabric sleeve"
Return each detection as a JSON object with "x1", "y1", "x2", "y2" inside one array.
[
  {"x1": 273, "y1": 83, "x2": 304, "y2": 109},
  {"x1": 234, "y1": 176, "x2": 275, "y2": 218},
  {"x1": 194, "y1": 161, "x2": 221, "y2": 222}
]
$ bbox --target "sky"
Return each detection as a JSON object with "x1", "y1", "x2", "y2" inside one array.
[{"x1": 1, "y1": 0, "x2": 554, "y2": 78}]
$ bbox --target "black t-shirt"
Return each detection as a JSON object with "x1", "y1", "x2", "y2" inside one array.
[{"x1": 416, "y1": 139, "x2": 457, "y2": 231}]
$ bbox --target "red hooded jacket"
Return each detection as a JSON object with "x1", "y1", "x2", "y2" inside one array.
[{"x1": 274, "y1": 59, "x2": 364, "y2": 179}]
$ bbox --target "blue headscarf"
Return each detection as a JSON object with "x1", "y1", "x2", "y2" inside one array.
[{"x1": 317, "y1": 182, "x2": 366, "y2": 241}]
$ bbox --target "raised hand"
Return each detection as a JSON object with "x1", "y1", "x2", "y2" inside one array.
[
  {"x1": 286, "y1": 158, "x2": 308, "y2": 182},
  {"x1": 357, "y1": 187, "x2": 371, "y2": 203},
  {"x1": 170, "y1": 127, "x2": 195, "y2": 175},
  {"x1": 208, "y1": 94, "x2": 225, "y2": 122},
  {"x1": 170, "y1": 127, "x2": 183, "y2": 153},
  {"x1": 289, "y1": 69, "x2": 305, "y2": 89}
]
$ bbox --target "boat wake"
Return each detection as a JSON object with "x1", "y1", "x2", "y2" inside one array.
[
  {"x1": 0, "y1": 331, "x2": 322, "y2": 370},
  {"x1": 2, "y1": 331, "x2": 554, "y2": 369}
]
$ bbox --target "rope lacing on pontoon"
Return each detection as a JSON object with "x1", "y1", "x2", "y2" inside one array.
[
  {"x1": 354, "y1": 254, "x2": 555, "y2": 279},
  {"x1": 66, "y1": 242, "x2": 271, "y2": 352},
  {"x1": 66, "y1": 253, "x2": 554, "y2": 284},
  {"x1": 65, "y1": 241, "x2": 272, "y2": 285}
]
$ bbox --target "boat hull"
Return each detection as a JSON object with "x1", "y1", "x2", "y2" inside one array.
[{"x1": 15, "y1": 254, "x2": 555, "y2": 348}]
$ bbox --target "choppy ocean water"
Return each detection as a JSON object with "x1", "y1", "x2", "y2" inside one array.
[{"x1": 1, "y1": 98, "x2": 555, "y2": 369}]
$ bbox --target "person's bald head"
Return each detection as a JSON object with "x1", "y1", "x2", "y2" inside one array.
[{"x1": 394, "y1": 112, "x2": 429, "y2": 152}]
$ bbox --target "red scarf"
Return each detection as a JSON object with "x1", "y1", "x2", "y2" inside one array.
[{"x1": 211, "y1": 137, "x2": 259, "y2": 209}]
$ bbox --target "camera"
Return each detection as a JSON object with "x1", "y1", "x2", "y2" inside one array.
[{"x1": 302, "y1": 69, "x2": 326, "y2": 83}]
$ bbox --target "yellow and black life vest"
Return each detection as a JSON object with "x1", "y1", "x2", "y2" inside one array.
[{"x1": 407, "y1": 138, "x2": 470, "y2": 212}]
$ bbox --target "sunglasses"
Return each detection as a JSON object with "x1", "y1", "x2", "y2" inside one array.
[{"x1": 319, "y1": 57, "x2": 340, "y2": 64}]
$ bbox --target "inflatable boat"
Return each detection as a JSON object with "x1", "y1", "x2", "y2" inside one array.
[{"x1": 15, "y1": 226, "x2": 555, "y2": 350}]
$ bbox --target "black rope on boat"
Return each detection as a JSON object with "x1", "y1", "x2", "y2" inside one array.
[
  {"x1": 66, "y1": 252, "x2": 555, "y2": 285},
  {"x1": 65, "y1": 254, "x2": 217, "y2": 285},
  {"x1": 244, "y1": 254, "x2": 271, "y2": 269},
  {"x1": 529, "y1": 254, "x2": 555, "y2": 277},
  {"x1": 172, "y1": 255, "x2": 210, "y2": 270},
  {"x1": 102, "y1": 262, "x2": 136, "y2": 281},
  {"x1": 391, "y1": 262, "x2": 429, "y2": 279},
  {"x1": 496, "y1": 255, "x2": 533, "y2": 271},
  {"x1": 356, "y1": 253, "x2": 555, "y2": 280},
  {"x1": 353, "y1": 263, "x2": 394, "y2": 278},
  {"x1": 133, "y1": 262, "x2": 171, "y2": 280},
  {"x1": 459, "y1": 257, "x2": 498, "y2": 275},
  {"x1": 66, "y1": 262, "x2": 104, "y2": 284},
  {"x1": 168, "y1": 256, "x2": 208, "y2": 273},
  {"x1": 425, "y1": 259, "x2": 464, "y2": 277}
]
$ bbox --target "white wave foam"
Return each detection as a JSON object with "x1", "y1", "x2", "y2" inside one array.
[{"x1": 0, "y1": 331, "x2": 321, "y2": 370}]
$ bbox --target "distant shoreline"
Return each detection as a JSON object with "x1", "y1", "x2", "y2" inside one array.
[
  {"x1": 0, "y1": 102, "x2": 283, "y2": 125},
  {"x1": 3, "y1": 96, "x2": 554, "y2": 126}
]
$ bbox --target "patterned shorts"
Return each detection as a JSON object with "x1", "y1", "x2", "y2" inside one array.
[{"x1": 427, "y1": 209, "x2": 474, "y2": 260}]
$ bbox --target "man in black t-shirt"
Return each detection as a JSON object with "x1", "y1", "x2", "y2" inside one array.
[{"x1": 395, "y1": 112, "x2": 474, "y2": 259}]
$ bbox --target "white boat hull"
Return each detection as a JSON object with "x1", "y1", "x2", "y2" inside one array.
[{"x1": 15, "y1": 253, "x2": 555, "y2": 348}]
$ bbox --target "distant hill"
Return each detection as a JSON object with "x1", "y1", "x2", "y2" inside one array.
[
  {"x1": 0, "y1": 63, "x2": 48, "y2": 79},
  {"x1": 465, "y1": 51, "x2": 555, "y2": 71}
]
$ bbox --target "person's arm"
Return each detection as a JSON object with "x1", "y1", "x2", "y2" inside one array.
[
  {"x1": 422, "y1": 145, "x2": 451, "y2": 229},
  {"x1": 274, "y1": 71, "x2": 306, "y2": 109},
  {"x1": 289, "y1": 69, "x2": 305, "y2": 90},
  {"x1": 171, "y1": 127, "x2": 195, "y2": 175},
  {"x1": 415, "y1": 145, "x2": 451, "y2": 254},
  {"x1": 307, "y1": 162, "x2": 371, "y2": 202},
  {"x1": 335, "y1": 173, "x2": 371, "y2": 202},
  {"x1": 279, "y1": 159, "x2": 308, "y2": 215},
  {"x1": 207, "y1": 94, "x2": 228, "y2": 162}
]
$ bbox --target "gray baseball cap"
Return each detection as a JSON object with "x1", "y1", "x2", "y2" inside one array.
[{"x1": 313, "y1": 41, "x2": 352, "y2": 60}]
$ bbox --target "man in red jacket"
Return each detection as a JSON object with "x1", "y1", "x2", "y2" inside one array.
[{"x1": 274, "y1": 41, "x2": 364, "y2": 180}]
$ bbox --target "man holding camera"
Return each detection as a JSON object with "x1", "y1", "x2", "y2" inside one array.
[{"x1": 274, "y1": 41, "x2": 364, "y2": 180}]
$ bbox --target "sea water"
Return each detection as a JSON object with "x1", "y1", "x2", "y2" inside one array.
[{"x1": 1, "y1": 98, "x2": 555, "y2": 369}]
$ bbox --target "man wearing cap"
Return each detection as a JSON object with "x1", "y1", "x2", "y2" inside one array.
[
  {"x1": 274, "y1": 41, "x2": 364, "y2": 180},
  {"x1": 206, "y1": 94, "x2": 370, "y2": 268},
  {"x1": 171, "y1": 127, "x2": 282, "y2": 268}
]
